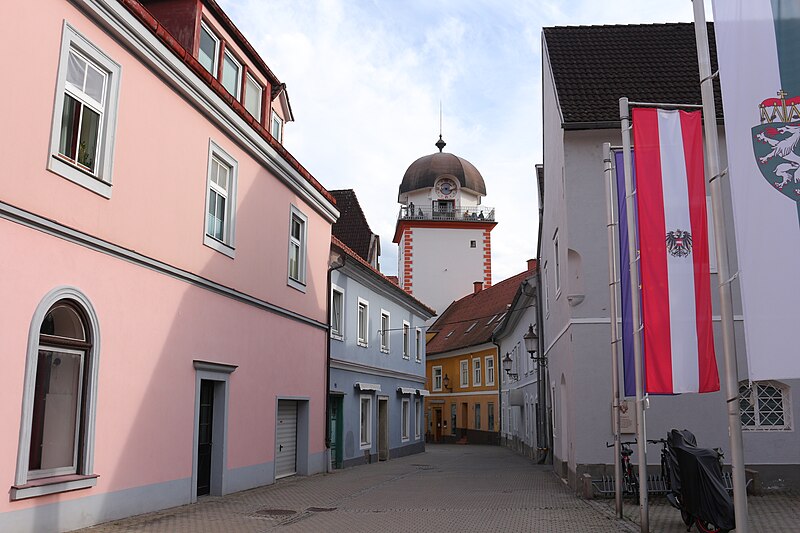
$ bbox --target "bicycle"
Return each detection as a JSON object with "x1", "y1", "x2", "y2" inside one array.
[
  {"x1": 606, "y1": 440, "x2": 639, "y2": 501},
  {"x1": 649, "y1": 432, "x2": 733, "y2": 533}
]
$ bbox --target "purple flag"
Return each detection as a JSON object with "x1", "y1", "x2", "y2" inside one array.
[{"x1": 614, "y1": 150, "x2": 639, "y2": 397}]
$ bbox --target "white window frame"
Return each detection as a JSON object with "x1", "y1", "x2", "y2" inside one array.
[
  {"x1": 48, "y1": 22, "x2": 121, "y2": 198},
  {"x1": 485, "y1": 355, "x2": 495, "y2": 386},
  {"x1": 553, "y1": 229, "x2": 561, "y2": 297},
  {"x1": 740, "y1": 381, "x2": 792, "y2": 431},
  {"x1": 359, "y1": 395, "x2": 372, "y2": 450},
  {"x1": 543, "y1": 262, "x2": 550, "y2": 317},
  {"x1": 271, "y1": 110, "x2": 284, "y2": 142},
  {"x1": 357, "y1": 298, "x2": 369, "y2": 348},
  {"x1": 473, "y1": 358, "x2": 482, "y2": 386},
  {"x1": 433, "y1": 366, "x2": 442, "y2": 391},
  {"x1": 221, "y1": 49, "x2": 242, "y2": 99},
  {"x1": 401, "y1": 398, "x2": 410, "y2": 442},
  {"x1": 460, "y1": 360, "x2": 469, "y2": 388},
  {"x1": 244, "y1": 72, "x2": 263, "y2": 121},
  {"x1": 287, "y1": 205, "x2": 308, "y2": 290},
  {"x1": 330, "y1": 284, "x2": 344, "y2": 340},
  {"x1": 402, "y1": 321, "x2": 410, "y2": 359},
  {"x1": 415, "y1": 328, "x2": 422, "y2": 363},
  {"x1": 198, "y1": 21, "x2": 220, "y2": 76},
  {"x1": 380, "y1": 310, "x2": 391, "y2": 353},
  {"x1": 13, "y1": 287, "x2": 101, "y2": 500},
  {"x1": 203, "y1": 140, "x2": 238, "y2": 257},
  {"x1": 415, "y1": 399, "x2": 422, "y2": 439}
]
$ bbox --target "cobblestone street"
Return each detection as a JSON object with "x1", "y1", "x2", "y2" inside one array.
[
  {"x1": 75, "y1": 444, "x2": 800, "y2": 532},
  {"x1": 76, "y1": 445, "x2": 633, "y2": 533}
]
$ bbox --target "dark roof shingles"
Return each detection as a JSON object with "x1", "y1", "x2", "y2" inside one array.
[
  {"x1": 329, "y1": 189, "x2": 375, "y2": 263},
  {"x1": 426, "y1": 268, "x2": 534, "y2": 355},
  {"x1": 543, "y1": 23, "x2": 722, "y2": 126}
]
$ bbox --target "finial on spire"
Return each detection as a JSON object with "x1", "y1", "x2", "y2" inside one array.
[{"x1": 436, "y1": 101, "x2": 446, "y2": 152}]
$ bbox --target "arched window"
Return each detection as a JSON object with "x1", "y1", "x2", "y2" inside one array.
[
  {"x1": 29, "y1": 302, "x2": 91, "y2": 478},
  {"x1": 13, "y1": 288, "x2": 100, "y2": 500},
  {"x1": 739, "y1": 380, "x2": 792, "y2": 431}
]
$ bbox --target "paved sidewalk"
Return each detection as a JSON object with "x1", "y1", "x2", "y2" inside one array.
[
  {"x1": 76, "y1": 445, "x2": 634, "y2": 533},
  {"x1": 592, "y1": 489, "x2": 800, "y2": 532}
]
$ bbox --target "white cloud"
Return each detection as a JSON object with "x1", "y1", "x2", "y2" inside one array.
[{"x1": 218, "y1": 0, "x2": 708, "y2": 286}]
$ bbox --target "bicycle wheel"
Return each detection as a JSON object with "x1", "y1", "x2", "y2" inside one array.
[{"x1": 694, "y1": 517, "x2": 730, "y2": 533}]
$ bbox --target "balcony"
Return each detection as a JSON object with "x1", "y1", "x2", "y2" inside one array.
[{"x1": 398, "y1": 206, "x2": 496, "y2": 223}]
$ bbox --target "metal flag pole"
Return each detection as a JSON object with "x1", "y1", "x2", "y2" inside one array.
[
  {"x1": 603, "y1": 142, "x2": 624, "y2": 518},
  {"x1": 691, "y1": 2, "x2": 749, "y2": 530},
  {"x1": 619, "y1": 97, "x2": 649, "y2": 532}
]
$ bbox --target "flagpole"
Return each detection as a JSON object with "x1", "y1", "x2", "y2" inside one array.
[
  {"x1": 692, "y1": 2, "x2": 749, "y2": 531},
  {"x1": 619, "y1": 97, "x2": 649, "y2": 533},
  {"x1": 603, "y1": 143, "x2": 624, "y2": 518}
]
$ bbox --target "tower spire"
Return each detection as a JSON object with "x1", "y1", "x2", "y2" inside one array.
[{"x1": 436, "y1": 101, "x2": 446, "y2": 152}]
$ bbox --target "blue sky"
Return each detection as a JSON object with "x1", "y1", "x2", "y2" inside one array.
[{"x1": 219, "y1": 0, "x2": 712, "y2": 282}]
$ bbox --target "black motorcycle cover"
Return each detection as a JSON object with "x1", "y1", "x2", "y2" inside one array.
[{"x1": 669, "y1": 429, "x2": 735, "y2": 530}]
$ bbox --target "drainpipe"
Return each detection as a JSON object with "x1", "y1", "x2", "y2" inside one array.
[
  {"x1": 325, "y1": 251, "x2": 345, "y2": 472},
  {"x1": 492, "y1": 339, "x2": 503, "y2": 447},
  {"x1": 536, "y1": 266, "x2": 552, "y2": 465}
]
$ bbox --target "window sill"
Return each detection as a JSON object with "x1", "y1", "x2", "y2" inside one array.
[
  {"x1": 11, "y1": 474, "x2": 98, "y2": 500},
  {"x1": 357, "y1": 341, "x2": 368, "y2": 348},
  {"x1": 380, "y1": 348, "x2": 390, "y2": 354},
  {"x1": 402, "y1": 355, "x2": 410, "y2": 360},
  {"x1": 204, "y1": 234, "x2": 236, "y2": 258},
  {"x1": 48, "y1": 155, "x2": 112, "y2": 198},
  {"x1": 330, "y1": 333, "x2": 344, "y2": 341},
  {"x1": 288, "y1": 277, "x2": 307, "y2": 293}
]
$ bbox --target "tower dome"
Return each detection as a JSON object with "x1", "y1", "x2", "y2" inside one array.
[{"x1": 397, "y1": 139, "x2": 486, "y2": 201}]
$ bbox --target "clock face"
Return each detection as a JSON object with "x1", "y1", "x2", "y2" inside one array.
[{"x1": 436, "y1": 178, "x2": 456, "y2": 198}]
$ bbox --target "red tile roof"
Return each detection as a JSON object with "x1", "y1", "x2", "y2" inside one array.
[
  {"x1": 331, "y1": 237, "x2": 436, "y2": 318},
  {"x1": 426, "y1": 267, "x2": 535, "y2": 355},
  {"x1": 119, "y1": 0, "x2": 335, "y2": 205},
  {"x1": 329, "y1": 190, "x2": 376, "y2": 263}
]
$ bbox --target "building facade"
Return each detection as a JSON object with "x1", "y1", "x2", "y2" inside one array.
[
  {"x1": 329, "y1": 235, "x2": 435, "y2": 468},
  {"x1": 540, "y1": 23, "x2": 800, "y2": 490},
  {"x1": 0, "y1": 1, "x2": 337, "y2": 530},
  {"x1": 393, "y1": 138, "x2": 497, "y2": 318},
  {"x1": 424, "y1": 266, "x2": 535, "y2": 444}
]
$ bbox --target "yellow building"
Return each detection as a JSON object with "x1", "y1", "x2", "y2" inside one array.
[{"x1": 425, "y1": 268, "x2": 534, "y2": 443}]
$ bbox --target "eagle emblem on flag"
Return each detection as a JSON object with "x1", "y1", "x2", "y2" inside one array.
[
  {"x1": 752, "y1": 90, "x2": 800, "y2": 202},
  {"x1": 666, "y1": 229, "x2": 692, "y2": 257}
]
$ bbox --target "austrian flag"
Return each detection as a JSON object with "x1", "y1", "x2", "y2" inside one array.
[{"x1": 632, "y1": 108, "x2": 720, "y2": 394}]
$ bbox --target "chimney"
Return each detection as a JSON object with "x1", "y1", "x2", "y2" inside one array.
[
  {"x1": 527, "y1": 258, "x2": 537, "y2": 271},
  {"x1": 473, "y1": 281, "x2": 483, "y2": 294}
]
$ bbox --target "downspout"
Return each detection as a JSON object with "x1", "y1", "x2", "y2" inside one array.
[
  {"x1": 492, "y1": 339, "x2": 503, "y2": 447},
  {"x1": 536, "y1": 265, "x2": 551, "y2": 465},
  {"x1": 325, "y1": 251, "x2": 345, "y2": 472}
]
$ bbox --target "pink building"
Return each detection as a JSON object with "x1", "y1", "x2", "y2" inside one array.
[{"x1": 0, "y1": 0, "x2": 338, "y2": 530}]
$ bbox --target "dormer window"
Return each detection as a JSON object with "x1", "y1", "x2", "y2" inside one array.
[
  {"x1": 271, "y1": 111, "x2": 283, "y2": 142},
  {"x1": 221, "y1": 51, "x2": 242, "y2": 98},
  {"x1": 198, "y1": 22, "x2": 220, "y2": 76}
]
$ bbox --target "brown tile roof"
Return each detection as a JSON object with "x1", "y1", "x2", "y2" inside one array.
[
  {"x1": 331, "y1": 237, "x2": 436, "y2": 318},
  {"x1": 119, "y1": 0, "x2": 335, "y2": 205},
  {"x1": 543, "y1": 23, "x2": 722, "y2": 128},
  {"x1": 329, "y1": 190, "x2": 375, "y2": 263},
  {"x1": 426, "y1": 267, "x2": 535, "y2": 355}
]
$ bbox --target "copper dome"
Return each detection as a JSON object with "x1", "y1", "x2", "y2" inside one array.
[{"x1": 398, "y1": 151, "x2": 486, "y2": 197}]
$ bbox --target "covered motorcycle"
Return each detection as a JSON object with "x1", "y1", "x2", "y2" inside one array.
[{"x1": 668, "y1": 429, "x2": 735, "y2": 532}]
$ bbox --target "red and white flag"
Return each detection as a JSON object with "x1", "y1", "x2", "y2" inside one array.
[{"x1": 632, "y1": 108, "x2": 720, "y2": 394}]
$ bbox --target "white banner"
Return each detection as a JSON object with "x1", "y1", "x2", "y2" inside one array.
[{"x1": 712, "y1": 0, "x2": 800, "y2": 380}]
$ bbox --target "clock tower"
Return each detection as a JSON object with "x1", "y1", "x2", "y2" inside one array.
[{"x1": 393, "y1": 136, "x2": 497, "y2": 318}]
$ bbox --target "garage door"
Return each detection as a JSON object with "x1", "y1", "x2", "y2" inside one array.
[{"x1": 275, "y1": 400, "x2": 298, "y2": 478}]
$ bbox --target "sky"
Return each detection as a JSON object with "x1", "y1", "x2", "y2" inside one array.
[{"x1": 218, "y1": 0, "x2": 713, "y2": 282}]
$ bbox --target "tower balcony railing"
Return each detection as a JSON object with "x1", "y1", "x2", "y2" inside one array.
[{"x1": 398, "y1": 205, "x2": 496, "y2": 223}]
